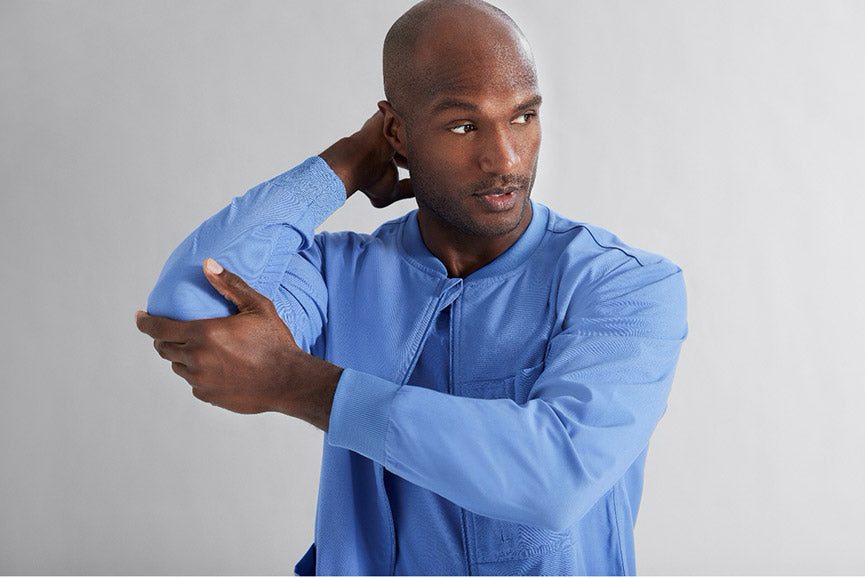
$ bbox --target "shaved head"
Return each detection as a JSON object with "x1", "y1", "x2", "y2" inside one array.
[
  {"x1": 377, "y1": 0, "x2": 542, "y2": 248},
  {"x1": 383, "y1": 0, "x2": 536, "y2": 115}
]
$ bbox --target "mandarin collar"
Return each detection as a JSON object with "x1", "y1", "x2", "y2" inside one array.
[{"x1": 398, "y1": 200, "x2": 549, "y2": 282}]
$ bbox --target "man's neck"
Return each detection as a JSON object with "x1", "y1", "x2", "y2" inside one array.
[{"x1": 416, "y1": 203, "x2": 533, "y2": 278}]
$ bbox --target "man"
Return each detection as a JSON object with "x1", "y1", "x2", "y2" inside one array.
[{"x1": 136, "y1": 0, "x2": 687, "y2": 574}]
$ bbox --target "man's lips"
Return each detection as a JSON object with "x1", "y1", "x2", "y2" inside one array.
[
  {"x1": 474, "y1": 186, "x2": 520, "y2": 197},
  {"x1": 472, "y1": 185, "x2": 520, "y2": 212}
]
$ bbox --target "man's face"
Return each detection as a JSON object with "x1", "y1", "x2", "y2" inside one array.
[{"x1": 400, "y1": 25, "x2": 542, "y2": 239}]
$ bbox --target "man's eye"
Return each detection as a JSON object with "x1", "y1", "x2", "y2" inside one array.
[
  {"x1": 513, "y1": 112, "x2": 536, "y2": 125},
  {"x1": 449, "y1": 123, "x2": 476, "y2": 135}
]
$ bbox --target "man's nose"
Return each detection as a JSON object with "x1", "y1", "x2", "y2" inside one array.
[{"x1": 478, "y1": 128, "x2": 520, "y2": 175}]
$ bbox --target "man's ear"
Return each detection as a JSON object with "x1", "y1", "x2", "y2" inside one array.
[{"x1": 378, "y1": 100, "x2": 409, "y2": 158}]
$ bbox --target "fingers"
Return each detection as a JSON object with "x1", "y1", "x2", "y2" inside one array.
[
  {"x1": 190, "y1": 386, "x2": 210, "y2": 403},
  {"x1": 362, "y1": 108, "x2": 385, "y2": 132},
  {"x1": 369, "y1": 178, "x2": 414, "y2": 208},
  {"x1": 201, "y1": 259, "x2": 265, "y2": 312},
  {"x1": 171, "y1": 361, "x2": 192, "y2": 381},
  {"x1": 393, "y1": 152, "x2": 409, "y2": 169},
  {"x1": 135, "y1": 310, "x2": 190, "y2": 343},
  {"x1": 395, "y1": 178, "x2": 414, "y2": 201},
  {"x1": 153, "y1": 339, "x2": 189, "y2": 365}
]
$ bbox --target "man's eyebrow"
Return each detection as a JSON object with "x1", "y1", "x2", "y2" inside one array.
[
  {"x1": 516, "y1": 95, "x2": 543, "y2": 111},
  {"x1": 430, "y1": 98, "x2": 480, "y2": 115},
  {"x1": 429, "y1": 94, "x2": 544, "y2": 116}
]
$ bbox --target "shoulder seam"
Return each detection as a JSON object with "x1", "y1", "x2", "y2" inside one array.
[{"x1": 547, "y1": 223, "x2": 646, "y2": 267}]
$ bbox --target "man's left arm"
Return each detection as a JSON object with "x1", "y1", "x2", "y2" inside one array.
[{"x1": 327, "y1": 257, "x2": 687, "y2": 531}]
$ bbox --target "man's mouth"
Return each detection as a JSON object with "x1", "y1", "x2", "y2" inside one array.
[
  {"x1": 475, "y1": 186, "x2": 519, "y2": 198},
  {"x1": 472, "y1": 186, "x2": 520, "y2": 211}
]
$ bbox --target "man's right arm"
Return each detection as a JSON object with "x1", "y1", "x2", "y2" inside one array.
[
  {"x1": 146, "y1": 155, "x2": 345, "y2": 330},
  {"x1": 146, "y1": 109, "x2": 410, "y2": 346}
]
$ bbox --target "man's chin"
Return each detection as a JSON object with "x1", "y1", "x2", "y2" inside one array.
[
  {"x1": 417, "y1": 192, "x2": 531, "y2": 239},
  {"x1": 466, "y1": 196, "x2": 531, "y2": 238}
]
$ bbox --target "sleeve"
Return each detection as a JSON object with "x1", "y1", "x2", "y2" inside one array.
[
  {"x1": 326, "y1": 257, "x2": 687, "y2": 532},
  {"x1": 146, "y1": 156, "x2": 345, "y2": 350}
]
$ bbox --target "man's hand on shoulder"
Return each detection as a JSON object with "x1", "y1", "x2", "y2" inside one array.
[
  {"x1": 319, "y1": 107, "x2": 413, "y2": 208},
  {"x1": 136, "y1": 259, "x2": 342, "y2": 431}
]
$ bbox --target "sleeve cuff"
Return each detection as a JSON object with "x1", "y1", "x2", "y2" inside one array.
[
  {"x1": 327, "y1": 368, "x2": 401, "y2": 465},
  {"x1": 261, "y1": 155, "x2": 347, "y2": 229}
]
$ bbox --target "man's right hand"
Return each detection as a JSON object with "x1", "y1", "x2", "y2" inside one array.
[{"x1": 319, "y1": 108, "x2": 413, "y2": 208}]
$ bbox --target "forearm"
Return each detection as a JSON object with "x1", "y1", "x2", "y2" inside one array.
[
  {"x1": 280, "y1": 352, "x2": 344, "y2": 431},
  {"x1": 328, "y1": 357, "x2": 676, "y2": 531}
]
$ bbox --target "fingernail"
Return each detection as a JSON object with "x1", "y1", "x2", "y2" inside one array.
[{"x1": 205, "y1": 258, "x2": 223, "y2": 275}]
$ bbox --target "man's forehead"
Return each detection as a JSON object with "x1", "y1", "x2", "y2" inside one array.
[
  {"x1": 412, "y1": 37, "x2": 538, "y2": 108},
  {"x1": 419, "y1": 73, "x2": 539, "y2": 113}
]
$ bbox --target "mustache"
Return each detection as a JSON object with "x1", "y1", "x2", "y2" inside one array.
[{"x1": 470, "y1": 174, "x2": 531, "y2": 195}]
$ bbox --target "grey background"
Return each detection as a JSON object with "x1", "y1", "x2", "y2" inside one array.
[{"x1": 2, "y1": 0, "x2": 864, "y2": 574}]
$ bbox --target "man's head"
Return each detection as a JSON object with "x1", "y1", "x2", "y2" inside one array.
[{"x1": 380, "y1": 0, "x2": 541, "y2": 239}]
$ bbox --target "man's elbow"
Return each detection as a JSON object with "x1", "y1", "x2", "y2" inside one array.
[
  {"x1": 528, "y1": 491, "x2": 594, "y2": 533},
  {"x1": 147, "y1": 270, "x2": 234, "y2": 320},
  {"x1": 518, "y1": 456, "x2": 628, "y2": 532},
  {"x1": 506, "y1": 474, "x2": 596, "y2": 532}
]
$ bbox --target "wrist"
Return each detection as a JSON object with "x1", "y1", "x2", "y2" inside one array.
[
  {"x1": 279, "y1": 350, "x2": 343, "y2": 431},
  {"x1": 319, "y1": 137, "x2": 363, "y2": 198}
]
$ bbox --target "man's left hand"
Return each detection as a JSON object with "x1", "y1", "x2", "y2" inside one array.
[{"x1": 135, "y1": 258, "x2": 341, "y2": 430}]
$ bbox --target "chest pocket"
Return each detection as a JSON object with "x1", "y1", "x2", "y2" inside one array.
[
  {"x1": 469, "y1": 513, "x2": 573, "y2": 564},
  {"x1": 461, "y1": 363, "x2": 574, "y2": 563},
  {"x1": 458, "y1": 361, "x2": 544, "y2": 403}
]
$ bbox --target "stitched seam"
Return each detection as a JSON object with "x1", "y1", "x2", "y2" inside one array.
[
  {"x1": 611, "y1": 485, "x2": 628, "y2": 574},
  {"x1": 549, "y1": 223, "x2": 646, "y2": 267},
  {"x1": 381, "y1": 406, "x2": 397, "y2": 574}
]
